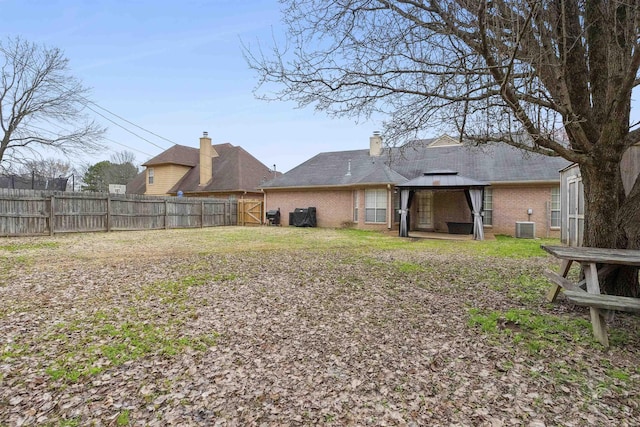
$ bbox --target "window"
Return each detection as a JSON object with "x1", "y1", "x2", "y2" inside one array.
[
  {"x1": 394, "y1": 191, "x2": 401, "y2": 223},
  {"x1": 148, "y1": 168, "x2": 154, "y2": 185},
  {"x1": 551, "y1": 186, "x2": 560, "y2": 227},
  {"x1": 483, "y1": 188, "x2": 493, "y2": 226},
  {"x1": 353, "y1": 191, "x2": 359, "y2": 222},
  {"x1": 365, "y1": 189, "x2": 387, "y2": 223}
]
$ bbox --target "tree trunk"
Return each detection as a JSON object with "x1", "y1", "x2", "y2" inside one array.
[{"x1": 580, "y1": 158, "x2": 640, "y2": 297}]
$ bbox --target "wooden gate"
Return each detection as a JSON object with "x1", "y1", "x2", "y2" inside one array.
[{"x1": 237, "y1": 199, "x2": 263, "y2": 226}]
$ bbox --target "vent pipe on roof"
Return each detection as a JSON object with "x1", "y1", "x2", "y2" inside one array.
[
  {"x1": 370, "y1": 131, "x2": 382, "y2": 157},
  {"x1": 346, "y1": 159, "x2": 352, "y2": 176}
]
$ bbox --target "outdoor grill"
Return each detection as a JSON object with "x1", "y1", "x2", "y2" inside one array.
[
  {"x1": 289, "y1": 207, "x2": 317, "y2": 227},
  {"x1": 266, "y1": 208, "x2": 281, "y2": 226}
]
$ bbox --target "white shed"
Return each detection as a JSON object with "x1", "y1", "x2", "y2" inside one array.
[{"x1": 560, "y1": 145, "x2": 640, "y2": 246}]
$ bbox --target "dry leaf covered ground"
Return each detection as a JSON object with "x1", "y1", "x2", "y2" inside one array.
[{"x1": 0, "y1": 227, "x2": 639, "y2": 426}]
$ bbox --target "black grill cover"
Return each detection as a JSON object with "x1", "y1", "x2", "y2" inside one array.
[{"x1": 289, "y1": 207, "x2": 317, "y2": 227}]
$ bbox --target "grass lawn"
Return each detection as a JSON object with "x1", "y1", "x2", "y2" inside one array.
[{"x1": 1, "y1": 227, "x2": 639, "y2": 425}]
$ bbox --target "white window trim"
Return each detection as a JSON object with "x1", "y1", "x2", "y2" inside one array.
[
  {"x1": 483, "y1": 188, "x2": 493, "y2": 227},
  {"x1": 365, "y1": 188, "x2": 387, "y2": 224},
  {"x1": 550, "y1": 186, "x2": 561, "y2": 229},
  {"x1": 353, "y1": 190, "x2": 359, "y2": 222}
]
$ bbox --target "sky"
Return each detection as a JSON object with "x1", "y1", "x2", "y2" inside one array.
[
  {"x1": 2, "y1": 1, "x2": 639, "y2": 174},
  {"x1": 1, "y1": 0, "x2": 383, "y2": 173}
]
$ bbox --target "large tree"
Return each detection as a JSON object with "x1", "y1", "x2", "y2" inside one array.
[
  {"x1": 247, "y1": 0, "x2": 640, "y2": 295},
  {"x1": 0, "y1": 36, "x2": 105, "y2": 170},
  {"x1": 81, "y1": 152, "x2": 138, "y2": 192}
]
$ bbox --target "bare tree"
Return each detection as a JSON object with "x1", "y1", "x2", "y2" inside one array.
[
  {"x1": 247, "y1": 0, "x2": 640, "y2": 295},
  {"x1": 0, "y1": 36, "x2": 105, "y2": 170},
  {"x1": 16, "y1": 157, "x2": 73, "y2": 178},
  {"x1": 110, "y1": 150, "x2": 137, "y2": 166}
]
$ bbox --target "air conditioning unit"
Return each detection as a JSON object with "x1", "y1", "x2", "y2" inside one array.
[{"x1": 515, "y1": 221, "x2": 536, "y2": 239}]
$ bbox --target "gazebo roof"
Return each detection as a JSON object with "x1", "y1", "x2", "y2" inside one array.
[{"x1": 396, "y1": 170, "x2": 490, "y2": 190}]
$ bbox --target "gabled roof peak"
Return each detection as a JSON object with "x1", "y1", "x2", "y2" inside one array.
[{"x1": 428, "y1": 134, "x2": 462, "y2": 147}]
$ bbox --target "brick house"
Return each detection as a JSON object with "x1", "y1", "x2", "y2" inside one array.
[
  {"x1": 261, "y1": 133, "x2": 571, "y2": 238},
  {"x1": 127, "y1": 132, "x2": 277, "y2": 199}
]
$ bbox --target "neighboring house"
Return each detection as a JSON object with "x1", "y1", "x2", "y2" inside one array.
[
  {"x1": 261, "y1": 133, "x2": 571, "y2": 238},
  {"x1": 127, "y1": 132, "x2": 277, "y2": 199}
]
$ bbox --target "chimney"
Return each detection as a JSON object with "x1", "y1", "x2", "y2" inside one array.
[
  {"x1": 369, "y1": 131, "x2": 382, "y2": 157},
  {"x1": 199, "y1": 131, "x2": 217, "y2": 186}
]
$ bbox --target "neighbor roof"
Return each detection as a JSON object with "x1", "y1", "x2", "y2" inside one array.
[
  {"x1": 142, "y1": 144, "x2": 199, "y2": 167},
  {"x1": 261, "y1": 138, "x2": 570, "y2": 189},
  {"x1": 168, "y1": 143, "x2": 275, "y2": 194},
  {"x1": 129, "y1": 143, "x2": 276, "y2": 194}
]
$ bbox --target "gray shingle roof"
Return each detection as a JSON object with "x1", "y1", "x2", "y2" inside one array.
[
  {"x1": 397, "y1": 171, "x2": 489, "y2": 189},
  {"x1": 261, "y1": 139, "x2": 571, "y2": 188}
]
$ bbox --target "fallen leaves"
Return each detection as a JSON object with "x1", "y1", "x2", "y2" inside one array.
[{"x1": 0, "y1": 228, "x2": 639, "y2": 425}]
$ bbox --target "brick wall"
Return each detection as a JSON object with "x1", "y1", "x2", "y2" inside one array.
[
  {"x1": 265, "y1": 189, "x2": 354, "y2": 228},
  {"x1": 432, "y1": 191, "x2": 471, "y2": 232},
  {"x1": 490, "y1": 184, "x2": 560, "y2": 238},
  {"x1": 265, "y1": 183, "x2": 561, "y2": 238},
  {"x1": 265, "y1": 187, "x2": 391, "y2": 230}
]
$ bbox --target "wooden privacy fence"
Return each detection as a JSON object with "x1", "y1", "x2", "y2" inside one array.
[{"x1": 0, "y1": 189, "x2": 238, "y2": 237}]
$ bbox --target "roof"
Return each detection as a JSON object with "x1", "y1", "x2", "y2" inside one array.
[
  {"x1": 130, "y1": 143, "x2": 276, "y2": 194},
  {"x1": 168, "y1": 143, "x2": 275, "y2": 193},
  {"x1": 397, "y1": 171, "x2": 489, "y2": 189},
  {"x1": 261, "y1": 138, "x2": 571, "y2": 189},
  {"x1": 261, "y1": 149, "x2": 407, "y2": 188},
  {"x1": 142, "y1": 145, "x2": 199, "y2": 167},
  {"x1": 126, "y1": 171, "x2": 146, "y2": 194}
]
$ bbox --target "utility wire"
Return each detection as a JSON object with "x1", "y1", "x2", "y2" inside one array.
[
  {"x1": 0, "y1": 43, "x2": 176, "y2": 152},
  {"x1": 85, "y1": 104, "x2": 168, "y2": 151},
  {"x1": 88, "y1": 102, "x2": 180, "y2": 146},
  {"x1": 29, "y1": 123, "x2": 155, "y2": 159}
]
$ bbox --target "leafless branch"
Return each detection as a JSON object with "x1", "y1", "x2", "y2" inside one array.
[{"x1": 0, "y1": 36, "x2": 105, "y2": 169}]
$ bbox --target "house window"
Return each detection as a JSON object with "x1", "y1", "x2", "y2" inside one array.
[
  {"x1": 483, "y1": 188, "x2": 493, "y2": 226},
  {"x1": 365, "y1": 189, "x2": 387, "y2": 223},
  {"x1": 148, "y1": 168, "x2": 154, "y2": 185},
  {"x1": 353, "y1": 191, "x2": 359, "y2": 222},
  {"x1": 551, "y1": 186, "x2": 560, "y2": 228},
  {"x1": 394, "y1": 191, "x2": 401, "y2": 223}
]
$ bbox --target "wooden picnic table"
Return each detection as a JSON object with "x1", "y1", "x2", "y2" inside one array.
[{"x1": 541, "y1": 245, "x2": 640, "y2": 347}]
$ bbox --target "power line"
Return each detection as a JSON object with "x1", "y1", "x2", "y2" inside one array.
[
  {"x1": 88, "y1": 102, "x2": 180, "y2": 146},
  {"x1": 28, "y1": 123, "x2": 155, "y2": 159},
  {"x1": 85, "y1": 104, "x2": 168, "y2": 151},
  {"x1": 0, "y1": 42, "x2": 176, "y2": 152}
]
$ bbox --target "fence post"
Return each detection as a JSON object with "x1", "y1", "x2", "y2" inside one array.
[
  {"x1": 201, "y1": 200, "x2": 205, "y2": 228},
  {"x1": 164, "y1": 199, "x2": 169, "y2": 230},
  {"x1": 106, "y1": 194, "x2": 111, "y2": 232},
  {"x1": 49, "y1": 195, "x2": 55, "y2": 236}
]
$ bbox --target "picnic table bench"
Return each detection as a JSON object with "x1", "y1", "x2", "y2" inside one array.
[{"x1": 541, "y1": 245, "x2": 640, "y2": 347}]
